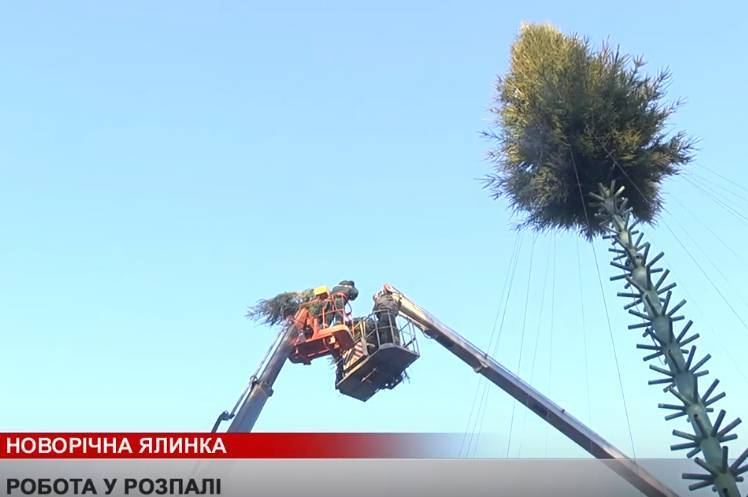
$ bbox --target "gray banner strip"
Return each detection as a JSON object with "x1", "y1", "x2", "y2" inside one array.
[{"x1": 0, "y1": 459, "x2": 711, "y2": 497}]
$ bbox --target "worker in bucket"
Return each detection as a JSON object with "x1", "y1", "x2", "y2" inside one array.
[
  {"x1": 372, "y1": 290, "x2": 400, "y2": 346},
  {"x1": 322, "y1": 280, "x2": 359, "y2": 326}
]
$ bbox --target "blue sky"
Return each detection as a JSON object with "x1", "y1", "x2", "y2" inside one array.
[{"x1": 2, "y1": 1, "x2": 747, "y2": 459}]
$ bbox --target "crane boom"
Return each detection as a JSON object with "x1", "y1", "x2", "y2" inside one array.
[
  {"x1": 216, "y1": 282, "x2": 681, "y2": 497},
  {"x1": 383, "y1": 284, "x2": 681, "y2": 497},
  {"x1": 224, "y1": 323, "x2": 298, "y2": 433}
]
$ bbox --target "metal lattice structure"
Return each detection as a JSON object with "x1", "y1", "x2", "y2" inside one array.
[{"x1": 593, "y1": 181, "x2": 748, "y2": 497}]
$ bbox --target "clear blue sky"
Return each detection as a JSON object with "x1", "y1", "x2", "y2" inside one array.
[{"x1": 2, "y1": 1, "x2": 747, "y2": 459}]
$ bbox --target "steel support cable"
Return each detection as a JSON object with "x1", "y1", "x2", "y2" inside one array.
[
  {"x1": 659, "y1": 220, "x2": 748, "y2": 338},
  {"x1": 466, "y1": 234, "x2": 525, "y2": 457},
  {"x1": 687, "y1": 175, "x2": 748, "y2": 225},
  {"x1": 697, "y1": 164, "x2": 748, "y2": 197},
  {"x1": 506, "y1": 233, "x2": 538, "y2": 458},
  {"x1": 487, "y1": 234, "x2": 524, "y2": 354},
  {"x1": 468, "y1": 233, "x2": 525, "y2": 457},
  {"x1": 666, "y1": 193, "x2": 740, "y2": 260},
  {"x1": 660, "y1": 212, "x2": 748, "y2": 342},
  {"x1": 491, "y1": 233, "x2": 527, "y2": 357},
  {"x1": 463, "y1": 234, "x2": 523, "y2": 456},
  {"x1": 651, "y1": 184, "x2": 748, "y2": 341},
  {"x1": 545, "y1": 233, "x2": 557, "y2": 458},
  {"x1": 662, "y1": 205, "x2": 748, "y2": 318},
  {"x1": 518, "y1": 240, "x2": 553, "y2": 456},
  {"x1": 576, "y1": 237, "x2": 593, "y2": 425},
  {"x1": 461, "y1": 233, "x2": 523, "y2": 457},
  {"x1": 652, "y1": 219, "x2": 748, "y2": 383},
  {"x1": 682, "y1": 176, "x2": 748, "y2": 227},
  {"x1": 588, "y1": 228, "x2": 639, "y2": 460},
  {"x1": 688, "y1": 171, "x2": 748, "y2": 206},
  {"x1": 569, "y1": 147, "x2": 638, "y2": 459}
]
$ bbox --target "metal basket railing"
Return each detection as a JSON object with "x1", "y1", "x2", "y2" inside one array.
[{"x1": 335, "y1": 311, "x2": 419, "y2": 374}]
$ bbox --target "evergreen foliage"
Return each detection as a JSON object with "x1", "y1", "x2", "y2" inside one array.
[
  {"x1": 246, "y1": 289, "x2": 315, "y2": 326},
  {"x1": 484, "y1": 23, "x2": 694, "y2": 238}
]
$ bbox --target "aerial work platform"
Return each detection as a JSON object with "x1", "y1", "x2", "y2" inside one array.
[
  {"x1": 335, "y1": 313, "x2": 420, "y2": 401},
  {"x1": 217, "y1": 282, "x2": 681, "y2": 497}
]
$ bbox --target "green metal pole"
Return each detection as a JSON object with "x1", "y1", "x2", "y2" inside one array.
[{"x1": 593, "y1": 182, "x2": 747, "y2": 497}]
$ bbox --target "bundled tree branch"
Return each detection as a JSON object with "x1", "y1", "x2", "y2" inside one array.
[{"x1": 246, "y1": 289, "x2": 316, "y2": 326}]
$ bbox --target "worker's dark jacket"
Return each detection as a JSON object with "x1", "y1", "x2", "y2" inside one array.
[
  {"x1": 372, "y1": 294, "x2": 400, "y2": 345},
  {"x1": 332, "y1": 284, "x2": 359, "y2": 302},
  {"x1": 324, "y1": 284, "x2": 358, "y2": 324}
]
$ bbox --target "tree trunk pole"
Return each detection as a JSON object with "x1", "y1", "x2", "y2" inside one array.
[{"x1": 593, "y1": 182, "x2": 747, "y2": 497}]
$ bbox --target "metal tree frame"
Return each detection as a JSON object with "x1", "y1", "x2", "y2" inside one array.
[{"x1": 592, "y1": 181, "x2": 748, "y2": 497}]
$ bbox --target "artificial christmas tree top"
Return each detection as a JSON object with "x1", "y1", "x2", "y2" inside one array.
[{"x1": 484, "y1": 23, "x2": 694, "y2": 238}]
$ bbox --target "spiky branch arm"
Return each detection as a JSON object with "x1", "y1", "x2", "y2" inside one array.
[{"x1": 592, "y1": 182, "x2": 748, "y2": 497}]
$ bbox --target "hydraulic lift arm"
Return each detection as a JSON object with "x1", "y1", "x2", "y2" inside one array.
[
  {"x1": 216, "y1": 323, "x2": 298, "y2": 433},
  {"x1": 383, "y1": 284, "x2": 682, "y2": 497},
  {"x1": 213, "y1": 282, "x2": 681, "y2": 496}
]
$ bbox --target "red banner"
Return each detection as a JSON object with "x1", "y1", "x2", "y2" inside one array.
[{"x1": 0, "y1": 433, "x2": 458, "y2": 459}]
